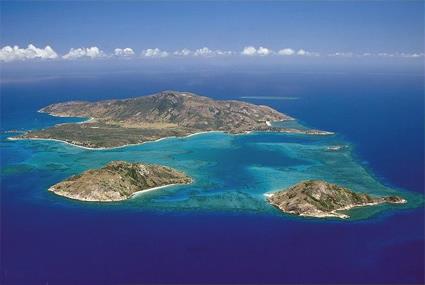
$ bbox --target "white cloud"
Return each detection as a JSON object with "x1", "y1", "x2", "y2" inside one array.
[
  {"x1": 0, "y1": 44, "x2": 58, "y2": 62},
  {"x1": 194, "y1": 47, "x2": 214, "y2": 56},
  {"x1": 400, "y1": 52, "x2": 424, "y2": 58},
  {"x1": 257, "y1": 47, "x2": 271, "y2": 56},
  {"x1": 241, "y1": 46, "x2": 272, "y2": 56},
  {"x1": 241, "y1": 46, "x2": 257, "y2": 56},
  {"x1": 328, "y1": 52, "x2": 354, "y2": 57},
  {"x1": 174, "y1": 48, "x2": 192, "y2": 56},
  {"x1": 327, "y1": 52, "x2": 425, "y2": 58},
  {"x1": 242, "y1": 46, "x2": 320, "y2": 57},
  {"x1": 215, "y1": 50, "x2": 233, "y2": 56},
  {"x1": 63, "y1": 47, "x2": 106, "y2": 60},
  {"x1": 378, "y1": 52, "x2": 397, "y2": 57},
  {"x1": 172, "y1": 47, "x2": 232, "y2": 57},
  {"x1": 297, "y1": 49, "x2": 307, "y2": 56},
  {"x1": 114, "y1": 48, "x2": 135, "y2": 57},
  {"x1": 297, "y1": 49, "x2": 319, "y2": 56},
  {"x1": 192, "y1": 47, "x2": 232, "y2": 57},
  {"x1": 278, "y1": 48, "x2": 295, "y2": 56},
  {"x1": 141, "y1": 48, "x2": 169, "y2": 58},
  {"x1": 326, "y1": 52, "x2": 425, "y2": 58}
]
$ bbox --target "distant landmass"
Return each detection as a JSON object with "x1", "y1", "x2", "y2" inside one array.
[
  {"x1": 266, "y1": 180, "x2": 406, "y2": 219},
  {"x1": 14, "y1": 91, "x2": 333, "y2": 149},
  {"x1": 48, "y1": 161, "x2": 192, "y2": 202}
]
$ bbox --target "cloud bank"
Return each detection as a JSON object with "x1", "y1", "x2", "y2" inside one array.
[
  {"x1": 0, "y1": 44, "x2": 58, "y2": 62},
  {"x1": 174, "y1": 48, "x2": 192, "y2": 56},
  {"x1": 141, "y1": 48, "x2": 169, "y2": 58},
  {"x1": 173, "y1": 47, "x2": 232, "y2": 57},
  {"x1": 241, "y1": 46, "x2": 319, "y2": 57},
  {"x1": 194, "y1": 47, "x2": 232, "y2": 57},
  {"x1": 241, "y1": 46, "x2": 272, "y2": 56},
  {"x1": 63, "y1": 47, "x2": 106, "y2": 59},
  {"x1": 114, "y1": 48, "x2": 135, "y2": 57},
  {"x1": 1, "y1": 44, "x2": 423, "y2": 62},
  {"x1": 296, "y1": 49, "x2": 319, "y2": 56},
  {"x1": 278, "y1": 48, "x2": 295, "y2": 56}
]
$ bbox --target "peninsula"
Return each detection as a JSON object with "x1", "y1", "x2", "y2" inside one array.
[
  {"x1": 266, "y1": 180, "x2": 406, "y2": 219},
  {"x1": 48, "y1": 161, "x2": 192, "y2": 202},
  {"x1": 14, "y1": 91, "x2": 332, "y2": 149}
]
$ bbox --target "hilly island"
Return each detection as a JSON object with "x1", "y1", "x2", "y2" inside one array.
[
  {"x1": 266, "y1": 180, "x2": 406, "y2": 219},
  {"x1": 14, "y1": 90, "x2": 333, "y2": 149},
  {"x1": 48, "y1": 161, "x2": 192, "y2": 202}
]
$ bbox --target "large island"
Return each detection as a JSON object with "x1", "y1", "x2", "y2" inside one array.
[
  {"x1": 49, "y1": 161, "x2": 192, "y2": 202},
  {"x1": 14, "y1": 90, "x2": 332, "y2": 149},
  {"x1": 266, "y1": 180, "x2": 406, "y2": 219}
]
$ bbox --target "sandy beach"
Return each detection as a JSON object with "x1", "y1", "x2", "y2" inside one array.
[
  {"x1": 7, "y1": 130, "x2": 224, "y2": 151},
  {"x1": 130, "y1": 183, "x2": 179, "y2": 198}
]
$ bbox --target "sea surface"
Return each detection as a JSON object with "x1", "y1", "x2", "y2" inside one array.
[{"x1": 1, "y1": 70, "x2": 424, "y2": 284}]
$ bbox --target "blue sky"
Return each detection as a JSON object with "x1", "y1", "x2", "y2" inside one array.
[{"x1": 0, "y1": 1, "x2": 424, "y2": 62}]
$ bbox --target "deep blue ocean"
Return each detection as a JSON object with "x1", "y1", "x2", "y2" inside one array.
[{"x1": 1, "y1": 69, "x2": 424, "y2": 284}]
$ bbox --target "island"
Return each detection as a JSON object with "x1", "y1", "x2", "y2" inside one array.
[
  {"x1": 12, "y1": 90, "x2": 333, "y2": 149},
  {"x1": 48, "y1": 161, "x2": 192, "y2": 202},
  {"x1": 266, "y1": 180, "x2": 406, "y2": 219}
]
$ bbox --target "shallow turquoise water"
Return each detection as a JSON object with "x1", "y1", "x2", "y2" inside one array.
[{"x1": 2, "y1": 126, "x2": 422, "y2": 219}]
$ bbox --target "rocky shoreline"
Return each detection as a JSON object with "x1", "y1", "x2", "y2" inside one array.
[
  {"x1": 48, "y1": 161, "x2": 192, "y2": 202},
  {"x1": 266, "y1": 180, "x2": 406, "y2": 219}
]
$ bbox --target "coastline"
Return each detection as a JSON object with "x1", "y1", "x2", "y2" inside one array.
[
  {"x1": 50, "y1": 181, "x2": 192, "y2": 202},
  {"x1": 265, "y1": 192, "x2": 407, "y2": 219},
  {"x1": 7, "y1": 126, "x2": 333, "y2": 151},
  {"x1": 48, "y1": 186, "x2": 126, "y2": 202},
  {"x1": 77, "y1": 117, "x2": 96, "y2": 124},
  {"x1": 8, "y1": 137, "x2": 113, "y2": 150},
  {"x1": 129, "y1": 183, "x2": 179, "y2": 198},
  {"x1": 185, "y1": 131, "x2": 223, "y2": 138},
  {"x1": 38, "y1": 110, "x2": 94, "y2": 123},
  {"x1": 7, "y1": 131, "x2": 226, "y2": 151},
  {"x1": 8, "y1": 130, "x2": 224, "y2": 150}
]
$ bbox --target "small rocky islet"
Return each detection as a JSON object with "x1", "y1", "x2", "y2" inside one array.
[
  {"x1": 266, "y1": 180, "x2": 406, "y2": 219},
  {"x1": 50, "y1": 161, "x2": 407, "y2": 219},
  {"x1": 49, "y1": 161, "x2": 192, "y2": 202}
]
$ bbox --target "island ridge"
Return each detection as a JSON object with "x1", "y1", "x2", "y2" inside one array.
[
  {"x1": 266, "y1": 180, "x2": 406, "y2": 219},
  {"x1": 14, "y1": 90, "x2": 333, "y2": 149},
  {"x1": 48, "y1": 161, "x2": 192, "y2": 202}
]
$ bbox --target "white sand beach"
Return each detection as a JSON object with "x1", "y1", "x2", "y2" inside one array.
[
  {"x1": 130, "y1": 183, "x2": 178, "y2": 198},
  {"x1": 8, "y1": 130, "x2": 225, "y2": 151}
]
